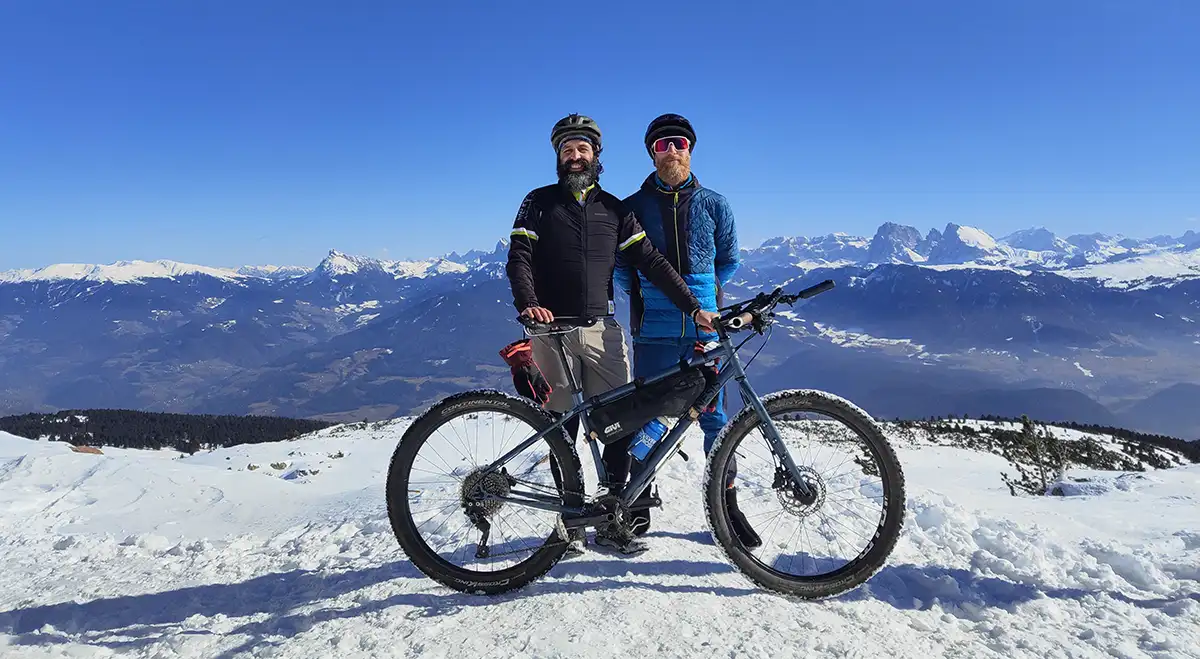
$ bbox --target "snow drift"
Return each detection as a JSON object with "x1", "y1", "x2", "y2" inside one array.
[{"x1": 0, "y1": 420, "x2": 1196, "y2": 658}]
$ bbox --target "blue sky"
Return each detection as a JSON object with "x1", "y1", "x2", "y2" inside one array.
[{"x1": 2, "y1": 1, "x2": 1197, "y2": 270}]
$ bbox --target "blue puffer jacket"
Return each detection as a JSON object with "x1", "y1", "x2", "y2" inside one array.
[{"x1": 616, "y1": 173, "x2": 740, "y2": 342}]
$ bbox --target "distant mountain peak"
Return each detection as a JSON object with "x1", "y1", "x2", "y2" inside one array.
[
  {"x1": 446, "y1": 240, "x2": 509, "y2": 265},
  {"x1": 951, "y1": 224, "x2": 999, "y2": 251},
  {"x1": 316, "y1": 250, "x2": 386, "y2": 277},
  {"x1": 1001, "y1": 227, "x2": 1066, "y2": 252},
  {"x1": 311, "y1": 249, "x2": 471, "y2": 281},
  {"x1": 1065, "y1": 232, "x2": 1118, "y2": 250},
  {"x1": 866, "y1": 223, "x2": 926, "y2": 264},
  {"x1": 927, "y1": 224, "x2": 1007, "y2": 264}
]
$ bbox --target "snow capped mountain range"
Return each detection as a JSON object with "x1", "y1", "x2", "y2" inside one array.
[
  {"x1": 2, "y1": 222, "x2": 1199, "y2": 438},
  {"x1": 234, "y1": 264, "x2": 312, "y2": 280},
  {"x1": 749, "y1": 222, "x2": 1200, "y2": 288},
  {"x1": 310, "y1": 250, "x2": 469, "y2": 280},
  {"x1": 3, "y1": 223, "x2": 1196, "y2": 290},
  {"x1": 0, "y1": 250, "x2": 473, "y2": 287},
  {"x1": 0, "y1": 260, "x2": 247, "y2": 285}
]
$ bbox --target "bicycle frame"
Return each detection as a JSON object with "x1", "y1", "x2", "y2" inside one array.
[{"x1": 480, "y1": 324, "x2": 815, "y2": 520}]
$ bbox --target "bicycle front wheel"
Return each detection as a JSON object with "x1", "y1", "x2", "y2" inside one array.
[
  {"x1": 385, "y1": 390, "x2": 584, "y2": 595},
  {"x1": 704, "y1": 389, "x2": 906, "y2": 599}
]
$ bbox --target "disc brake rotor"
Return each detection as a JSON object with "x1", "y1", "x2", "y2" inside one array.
[{"x1": 774, "y1": 465, "x2": 826, "y2": 518}]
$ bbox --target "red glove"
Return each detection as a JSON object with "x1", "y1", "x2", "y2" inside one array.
[{"x1": 500, "y1": 339, "x2": 552, "y2": 406}]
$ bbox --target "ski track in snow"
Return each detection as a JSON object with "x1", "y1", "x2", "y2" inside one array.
[{"x1": 1, "y1": 423, "x2": 1198, "y2": 659}]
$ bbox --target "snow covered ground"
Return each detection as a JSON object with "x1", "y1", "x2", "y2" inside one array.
[{"x1": 1, "y1": 419, "x2": 1197, "y2": 659}]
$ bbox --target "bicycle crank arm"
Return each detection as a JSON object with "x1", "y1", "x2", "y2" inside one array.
[
  {"x1": 627, "y1": 492, "x2": 663, "y2": 511},
  {"x1": 561, "y1": 512, "x2": 616, "y2": 530}
]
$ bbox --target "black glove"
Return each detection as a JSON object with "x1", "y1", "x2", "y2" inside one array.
[{"x1": 499, "y1": 338, "x2": 552, "y2": 406}]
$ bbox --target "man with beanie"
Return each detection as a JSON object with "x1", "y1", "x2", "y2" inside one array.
[
  {"x1": 615, "y1": 113, "x2": 762, "y2": 548},
  {"x1": 506, "y1": 113, "x2": 720, "y2": 555}
]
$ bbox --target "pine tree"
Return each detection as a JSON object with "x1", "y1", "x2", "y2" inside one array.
[{"x1": 1000, "y1": 415, "x2": 1067, "y2": 496}]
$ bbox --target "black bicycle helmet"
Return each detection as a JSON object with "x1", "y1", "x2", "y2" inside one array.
[
  {"x1": 551, "y1": 113, "x2": 602, "y2": 152},
  {"x1": 644, "y1": 113, "x2": 696, "y2": 154}
]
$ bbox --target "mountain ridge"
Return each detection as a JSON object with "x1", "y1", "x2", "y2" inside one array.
[
  {"x1": 6, "y1": 222, "x2": 1199, "y2": 287},
  {"x1": 3, "y1": 221, "x2": 1198, "y2": 437}
]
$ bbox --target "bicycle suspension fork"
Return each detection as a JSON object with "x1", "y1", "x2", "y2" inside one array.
[{"x1": 728, "y1": 347, "x2": 818, "y2": 500}]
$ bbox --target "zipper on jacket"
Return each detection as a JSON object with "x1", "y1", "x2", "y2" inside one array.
[
  {"x1": 581, "y1": 198, "x2": 589, "y2": 319},
  {"x1": 674, "y1": 191, "x2": 683, "y2": 337}
]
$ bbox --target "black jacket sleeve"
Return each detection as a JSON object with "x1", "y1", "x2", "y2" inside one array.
[
  {"x1": 617, "y1": 209, "x2": 701, "y2": 315},
  {"x1": 506, "y1": 191, "x2": 540, "y2": 312}
]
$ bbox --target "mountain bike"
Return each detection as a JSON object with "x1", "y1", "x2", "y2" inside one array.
[{"x1": 385, "y1": 279, "x2": 906, "y2": 598}]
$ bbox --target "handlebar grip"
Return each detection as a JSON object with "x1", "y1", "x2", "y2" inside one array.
[
  {"x1": 724, "y1": 312, "x2": 754, "y2": 330},
  {"x1": 799, "y1": 279, "x2": 835, "y2": 299},
  {"x1": 517, "y1": 314, "x2": 595, "y2": 332}
]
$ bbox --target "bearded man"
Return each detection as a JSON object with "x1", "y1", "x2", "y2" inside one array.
[{"x1": 615, "y1": 113, "x2": 760, "y2": 548}]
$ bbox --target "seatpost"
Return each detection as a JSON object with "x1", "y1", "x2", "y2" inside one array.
[
  {"x1": 552, "y1": 333, "x2": 583, "y2": 398},
  {"x1": 549, "y1": 328, "x2": 605, "y2": 481}
]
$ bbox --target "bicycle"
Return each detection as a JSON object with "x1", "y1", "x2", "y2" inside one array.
[{"x1": 385, "y1": 279, "x2": 906, "y2": 598}]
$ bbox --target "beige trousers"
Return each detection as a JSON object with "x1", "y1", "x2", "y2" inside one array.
[{"x1": 529, "y1": 317, "x2": 632, "y2": 414}]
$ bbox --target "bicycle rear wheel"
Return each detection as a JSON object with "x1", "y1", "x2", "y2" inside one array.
[
  {"x1": 385, "y1": 390, "x2": 584, "y2": 595},
  {"x1": 704, "y1": 389, "x2": 905, "y2": 599}
]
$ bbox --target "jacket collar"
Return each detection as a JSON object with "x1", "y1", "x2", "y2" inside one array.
[
  {"x1": 641, "y1": 172, "x2": 699, "y2": 194},
  {"x1": 558, "y1": 180, "x2": 602, "y2": 203},
  {"x1": 572, "y1": 183, "x2": 596, "y2": 203}
]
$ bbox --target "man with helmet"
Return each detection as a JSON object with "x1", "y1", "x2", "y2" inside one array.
[
  {"x1": 615, "y1": 113, "x2": 762, "y2": 548},
  {"x1": 506, "y1": 113, "x2": 720, "y2": 555}
]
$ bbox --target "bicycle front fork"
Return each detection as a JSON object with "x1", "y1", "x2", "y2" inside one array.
[{"x1": 733, "y1": 370, "x2": 818, "y2": 500}]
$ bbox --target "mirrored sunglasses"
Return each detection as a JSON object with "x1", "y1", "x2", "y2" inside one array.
[{"x1": 652, "y1": 136, "x2": 691, "y2": 153}]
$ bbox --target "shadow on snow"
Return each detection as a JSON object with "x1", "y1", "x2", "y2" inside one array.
[{"x1": 1, "y1": 554, "x2": 1195, "y2": 657}]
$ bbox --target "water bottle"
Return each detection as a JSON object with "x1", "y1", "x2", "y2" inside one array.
[{"x1": 628, "y1": 417, "x2": 670, "y2": 461}]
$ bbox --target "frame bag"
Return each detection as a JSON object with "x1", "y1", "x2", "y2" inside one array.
[{"x1": 587, "y1": 366, "x2": 709, "y2": 444}]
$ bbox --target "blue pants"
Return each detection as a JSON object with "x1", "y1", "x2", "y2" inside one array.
[{"x1": 632, "y1": 338, "x2": 729, "y2": 455}]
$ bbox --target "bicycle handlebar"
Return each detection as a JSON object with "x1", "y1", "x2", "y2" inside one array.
[
  {"x1": 516, "y1": 314, "x2": 601, "y2": 333},
  {"x1": 716, "y1": 278, "x2": 836, "y2": 336},
  {"x1": 513, "y1": 279, "x2": 835, "y2": 336},
  {"x1": 723, "y1": 312, "x2": 754, "y2": 330}
]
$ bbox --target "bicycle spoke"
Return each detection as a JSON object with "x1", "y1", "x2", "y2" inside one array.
[
  {"x1": 720, "y1": 402, "x2": 892, "y2": 583},
  {"x1": 396, "y1": 401, "x2": 575, "y2": 578}
]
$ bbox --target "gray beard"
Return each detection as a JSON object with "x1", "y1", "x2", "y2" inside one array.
[
  {"x1": 562, "y1": 170, "x2": 596, "y2": 194},
  {"x1": 558, "y1": 158, "x2": 600, "y2": 194}
]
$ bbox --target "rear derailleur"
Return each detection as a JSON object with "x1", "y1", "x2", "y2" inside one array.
[{"x1": 461, "y1": 467, "x2": 515, "y2": 559}]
